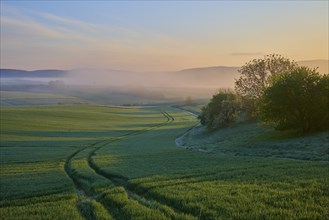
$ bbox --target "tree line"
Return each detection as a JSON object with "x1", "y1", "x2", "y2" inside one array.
[{"x1": 199, "y1": 54, "x2": 329, "y2": 133}]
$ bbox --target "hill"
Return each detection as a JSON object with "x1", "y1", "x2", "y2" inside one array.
[
  {"x1": 173, "y1": 66, "x2": 239, "y2": 88},
  {"x1": 1, "y1": 59, "x2": 326, "y2": 87},
  {"x1": 1, "y1": 59, "x2": 326, "y2": 102},
  {"x1": 0, "y1": 69, "x2": 68, "y2": 78}
]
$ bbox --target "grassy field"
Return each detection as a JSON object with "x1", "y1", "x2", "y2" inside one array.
[
  {"x1": 178, "y1": 123, "x2": 329, "y2": 161},
  {"x1": 93, "y1": 111, "x2": 328, "y2": 219},
  {"x1": 0, "y1": 91, "x2": 87, "y2": 106},
  {"x1": 0, "y1": 104, "x2": 328, "y2": 219}
]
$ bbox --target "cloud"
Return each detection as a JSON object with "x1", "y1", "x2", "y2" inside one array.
[
  {"x1": 2, "y1": 6, "x2": 180, "y2": 49},
  {"x1": 1, "y1": 16, "x2": 96, "y2": 44},
  {"x1": 41, "y1": 12, "x2": 98, "y2": 32},
  {"x1": 1, "y1": 5, "x2": 123, "y2": 45},
  {"x1": 0, "y1": 4, "x2": 198, "y2": 71},
  {"x1": 230, "y1": 52, "x2": 265, "y2": 56}
]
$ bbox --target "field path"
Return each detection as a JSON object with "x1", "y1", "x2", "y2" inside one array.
[
  {"x1": 87, "y1": 111, "x2": 197, "y2": 219},
  {"x1": 64, "y1": 145, "x2": 90, "y2": 196},
  {"x1": 64, "y1": 110, "x2": 196, "y2": 219},
  {"x1": 64, "y1": 141, "x2": 114, "y2": 219}
]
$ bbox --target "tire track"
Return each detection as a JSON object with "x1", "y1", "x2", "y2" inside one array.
[
  {"x1": 64, "y1": 110, "x2": 192, "y2": 219},
  {"x1": 64, "y1": 145, "x2": 95, "y2": 219},
  {"x1": 162, "y1": 111, "x2": 175, "y2": 121},
  {"x1": 64, "y1": 141, "x2": 113, "y2": 220},
  {"x1": 87, "y1": 111, "x2": 197, "y2": 219}
]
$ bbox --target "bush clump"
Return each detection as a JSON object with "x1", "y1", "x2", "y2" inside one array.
[
  {"x1": 199, "y1": 90, "x2": 241, "y2": 130},
  {"x1": 260, "y1": 67, "x2": 329, "y2": 133}
]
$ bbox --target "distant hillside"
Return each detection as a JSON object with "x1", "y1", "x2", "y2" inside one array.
[
  {"x1": 57, "y1": 67, "x2": 240, "y2": 89},
  {"x1": 179, "y1": 66, "x2": 239, "y2": 74},
  {"x1": 0, "y1": 69, "x2": 67, "y2": 78},
  {"x1": 171, "y1": 59, "x2": 328, "y2": 88},
  {"x1": 297, "y1": 60, "x2": 328, "y2": 74},
  {"x1": 1, "y1": 60, "x2": 327, "y2": 102},
  {"x1": 1, "y1": 59, "x2": 326, "y2": 88},
  {"x1": 173, "y1": 66, "x2": 240, "y2": 88}
]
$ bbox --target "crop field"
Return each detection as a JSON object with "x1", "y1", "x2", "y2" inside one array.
[
  {"x1": 0, "y1": 91, "x2": 86, "y2": 106},
  {"x1": 0, "y1": 104, "x2": 328, "y2": 219}
]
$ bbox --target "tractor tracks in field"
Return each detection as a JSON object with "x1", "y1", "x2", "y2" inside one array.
[
  {"x1": 64, "y1": 145, "x2": 90, "y2": 195},
  {"x1": 64, "y1": 142, "x2": 110, "y2": 219},
  {"x1": 64, "y1": 110, "x2": 196, "y2": 219},
  {"x1": 87, "y1": 111, "x2": 198, "y2": 219},
  {"x1": 87, "y1": 111, "x2": 197, "y2": 219}
]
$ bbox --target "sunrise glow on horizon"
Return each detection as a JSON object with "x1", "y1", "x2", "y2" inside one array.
[{"x1": 1, "y1": 1, "x2": 328, "y2": 72}]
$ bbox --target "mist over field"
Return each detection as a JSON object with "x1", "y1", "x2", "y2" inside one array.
[
  {"x1": 1, "y1": 66, "x2": 241, "y2": 104},
  {"x1": 1, "y1": 59, "x2": 327, "y2": 105}
]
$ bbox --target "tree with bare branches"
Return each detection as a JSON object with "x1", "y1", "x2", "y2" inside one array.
[{"x1": 235, "y1": 54, "x2": 297, "y2": 117}]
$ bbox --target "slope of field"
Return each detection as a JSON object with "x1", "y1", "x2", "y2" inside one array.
[
  {"x1": 0, "y1": 105, "x2": 175, "y2": 219},
  {"x1": 0, "y1": 91, "x2": 86, "y2": 106},
  {"x1": 177, "y1": 123, "x2": 329, "y2": 161},
  {"x1": 92, "y1": 110, "x2": 328, "y2": 219},
  {"x1": 1, "y1": 105, "x2": 328, "y2": 219}
]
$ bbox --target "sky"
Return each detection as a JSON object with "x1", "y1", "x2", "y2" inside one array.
[{"x1": 1, "y1": 1, "x2": 328, "y2": 72}]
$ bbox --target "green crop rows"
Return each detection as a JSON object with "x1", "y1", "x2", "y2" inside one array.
[{"x1": 1, "y1": 104, "x2": 328, "y2": 219}]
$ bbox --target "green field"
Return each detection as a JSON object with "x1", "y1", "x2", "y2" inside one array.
[
  {"x1": 0, "y1": 103, "x2": 328, "y2": 219},
  {"x1": 0, "y1": 91, "x2": 87, "y2": 106}
]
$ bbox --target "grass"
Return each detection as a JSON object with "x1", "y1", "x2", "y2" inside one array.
[
  {"x1": 1, "y1": 104, "x2": 328, "y2": 219},
  {"x1": 0, "y1": 105, "x2": 166, "y2": 142},
  {"x1": 127, "y1": 157, "x2": 328, "y2": 219},
  {"x1": 91, "y1": 108, "x2": 328, "y2": 219},
  {"x1": 0, "y1": 105, "x2": 170, "y2": 219},
  {"x1": 0, "y1": 91, "x2": 85, "y2": 106},
  {"x1": 1, "y1": 195, "x2": 83, "y2": 220},
  {"x1": 178, "y1": 122, "x2": 329, "y2": 161}
]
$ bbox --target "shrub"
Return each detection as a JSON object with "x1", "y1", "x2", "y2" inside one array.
[
  {"x1": 199, "y1": 90, "x2": 241, "y2": 130},
  {"x1": 260, "y1": 66, "x2": 329, "y2": 133}
]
